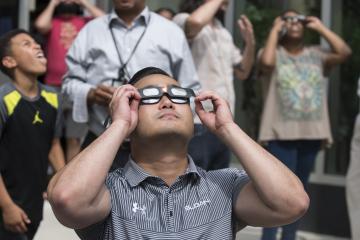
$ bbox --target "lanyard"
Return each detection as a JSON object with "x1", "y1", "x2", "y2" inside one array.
[{"x1": 109, "y1": 14, "x2": 151, "y2": 85}]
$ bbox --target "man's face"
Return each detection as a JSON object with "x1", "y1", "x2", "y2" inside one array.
[
  {"x1": 6, "y1": 33, "x2": 47, "y2": 75},
  {"x1": 132, "y1": 74, "x2": 194, "y2": 142},
  {"x1": 112, "y1": 0, "x2": 145, "y2": 11}
]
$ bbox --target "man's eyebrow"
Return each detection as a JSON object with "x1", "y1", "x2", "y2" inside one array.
[{"x1": 140, "y1": 84, "x2": 159, "y2": 88}]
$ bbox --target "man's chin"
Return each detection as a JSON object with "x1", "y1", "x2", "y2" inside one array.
[
  {"x1": 116, "y1": 3, "x2": 135, "y2": 10},
  {"x1": 151, "y1": 130, "x2": 190, "y2": 142}
]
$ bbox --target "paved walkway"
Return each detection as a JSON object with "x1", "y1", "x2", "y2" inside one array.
[
  {"x1": 34, "y1": 201, "x2": 79, "y2": 240},
  {"x1": 34, "y1": 202, "x2": 348, "y2": 240}
]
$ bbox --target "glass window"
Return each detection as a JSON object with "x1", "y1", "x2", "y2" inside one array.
[
  {"x1": 0, "y1": 0, "x2": 19, "y2": 35},
  {"x1": 324, "y1": 1, "x2": 359, "y2": 175}
]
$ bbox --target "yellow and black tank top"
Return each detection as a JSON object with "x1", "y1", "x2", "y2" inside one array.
[{"x1": 0, "y1": 82, "x2": 62, "y2": 223}]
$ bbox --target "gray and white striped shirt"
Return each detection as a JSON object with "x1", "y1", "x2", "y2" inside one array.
[{"x1": 76, "y1": 157, "x2": 249, "y2": 240}]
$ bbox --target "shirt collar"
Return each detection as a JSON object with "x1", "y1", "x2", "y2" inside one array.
[
  {"x1": 108, "y1": 6, "x2": 151, "y2": 28},
  {"x1": 213, "y1": 18, "x2": 223, "y2": 28},
  {"x1": 124, "y1": 155, "x2": 201, "y2": 187}
]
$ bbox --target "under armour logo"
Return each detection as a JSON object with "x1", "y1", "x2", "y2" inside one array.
[
  {"x1": 132, "y1": 202, "x2": 146, "y2": 215},
  {"x1": 32, "y1": 111, "x2": 43, "y2": 124}
]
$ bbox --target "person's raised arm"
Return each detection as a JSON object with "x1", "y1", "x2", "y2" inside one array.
[
  {"x1": 34, "y1": 0, "x2": 60, "y2": 34},
  {"x1": 234, "y1": 15, "x2": 255, "y2": 80},
  {"x1": 184, "y1": 0, "x2": 226, "y2": 39},
  {"x1": 48, "y1": 85, "x2": 141, "y2": 229},
  {"x1": 195, "y1": 91, "x2": 309, "y2": 227},
  {"x1": 75, "y1": 0, "x2": 105, "y2": 18},
  {"x1": 258, "y1": 17, "x2": 284, "y2": 74},
  {"x1": 306, "y1": 16, "x2": 351, "y2": 68}
]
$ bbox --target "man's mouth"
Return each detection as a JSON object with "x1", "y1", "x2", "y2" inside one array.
[{"x1": 158, "y1": 111, "x2": 179, "y2": 119}]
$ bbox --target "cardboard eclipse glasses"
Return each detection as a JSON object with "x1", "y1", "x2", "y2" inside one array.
[
  {"x1": 104, "y1": 85, "x2": 195, "y2": 128},
  {"x1": 138, "y1": 85, "x2": 196, "y2": 104},
  {"x1": 282, "y1": 15, "x2": 307, "y2": 24}
]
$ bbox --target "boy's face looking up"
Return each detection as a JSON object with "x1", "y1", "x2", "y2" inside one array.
[{"x1": 2, "y1": 33, "x2": 47, "y2": 77}]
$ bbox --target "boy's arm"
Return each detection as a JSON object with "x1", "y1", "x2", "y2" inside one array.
[
  {"x1": 48, "y1": 138, "x2": 66, "y2": 171},
  {"x1": 195, "y1": 91, "x2": 309, "y2": 227},
  {"x1": 0, "y1": 176, "x2": 31, "y2": 233},
  {"x1": 34, "y1": 0, "x2": 60, "y2": 34},
  {"x1": 48, "y1": 85, "x2": 141, "y2": 229}
]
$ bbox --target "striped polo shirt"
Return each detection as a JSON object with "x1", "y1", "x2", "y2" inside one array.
[{"x1": 76, "y1": 157, "x2": 249, "y2": 239}]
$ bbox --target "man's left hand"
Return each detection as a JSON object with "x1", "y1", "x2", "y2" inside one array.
[{"x1": 195, "y1": 91, "x2": 234, "y2": 134}]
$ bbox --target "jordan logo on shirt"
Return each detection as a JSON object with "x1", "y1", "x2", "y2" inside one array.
[{"x1": 32, "y1": 111, "x2": 43, "y2": 124}]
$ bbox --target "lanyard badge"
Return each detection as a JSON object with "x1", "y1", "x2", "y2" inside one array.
[
  {"x1": 112, "y1": 67, "x2": 129, "y2": 86},
  {"x1": 109, "y1": 15, "x2": 151, "y2": 87}
]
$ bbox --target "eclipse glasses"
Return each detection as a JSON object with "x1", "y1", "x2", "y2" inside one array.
[
  {"x1": 138, "y1": 85, "x2": 196, "y2": 105},
  {"x1": 104, "y1": 85, "x2": 195, "y2": 128},
  {"x1": 282, "y1": 15, "x2": 307, "y2": 24}
]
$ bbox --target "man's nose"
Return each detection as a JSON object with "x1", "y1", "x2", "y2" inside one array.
[{"x1": 159, "y1": 94, "x2": 173, "y2": 108}]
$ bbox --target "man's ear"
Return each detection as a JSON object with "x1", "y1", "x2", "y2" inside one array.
[{"x1": 2, "y1": 56, "x2": 17, "y2": 69}]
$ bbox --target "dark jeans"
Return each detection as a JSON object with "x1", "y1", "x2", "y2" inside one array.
[
  {"x1": 0, "y1": 221, "x2": 39, "y2": 240},
  {"x1": 188, "y1": 124, "x2": 230, "y2": 170},
  {"x1": 261, "y1": 140, "x2": 321, "y2": 240},
  {"x1": 82, "y1": 131, "x2": 130, "y2": 171}
]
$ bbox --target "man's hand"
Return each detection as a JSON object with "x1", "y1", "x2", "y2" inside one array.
[
  {"x1": 305, "y1": 16, "x2": 325, "y2": 32},
  {"x1": 109, "y1": 85, "x2": 141, "y2": 136},
  {"x1": 2, "y1": 203, "x2": 31, "y2": 233},
  {"x1": 238, "y1": 15, "x2": 255, "y2": 45},
  {"x1": 87, "y1": 85, "x2": 116, "y2": 106},
  {"x1": 195, "y1": 91, "x2": 234, "y2": 134}
]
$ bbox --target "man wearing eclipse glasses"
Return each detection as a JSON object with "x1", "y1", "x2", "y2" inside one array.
[{"x1": 48, "y1": 67, "x2": 309, "y2": 240}]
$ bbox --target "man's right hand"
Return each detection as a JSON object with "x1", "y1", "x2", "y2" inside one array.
[
  {"x1": 109, "y1": 85, "x2": 141, "y2": 136},
  {"x1": 2, "y1": 203, "x2": 31, "y2": 233},
  {"x1": 87, "y1": 85, "x2": 116, "y2": 106}
]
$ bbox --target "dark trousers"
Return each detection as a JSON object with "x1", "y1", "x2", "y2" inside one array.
[
  {"x1": 261, "y1": 140, "x2": 321, "y2": 240},
  {"x1": 82, "y1": 131, "x2": 130, "y2": 170},
  {"x1": 0, "y1": 221, "x2": 39, "y2": 240},
  {"x1": 188, "y1": 124, "x2": 231, "y2": 170}
]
